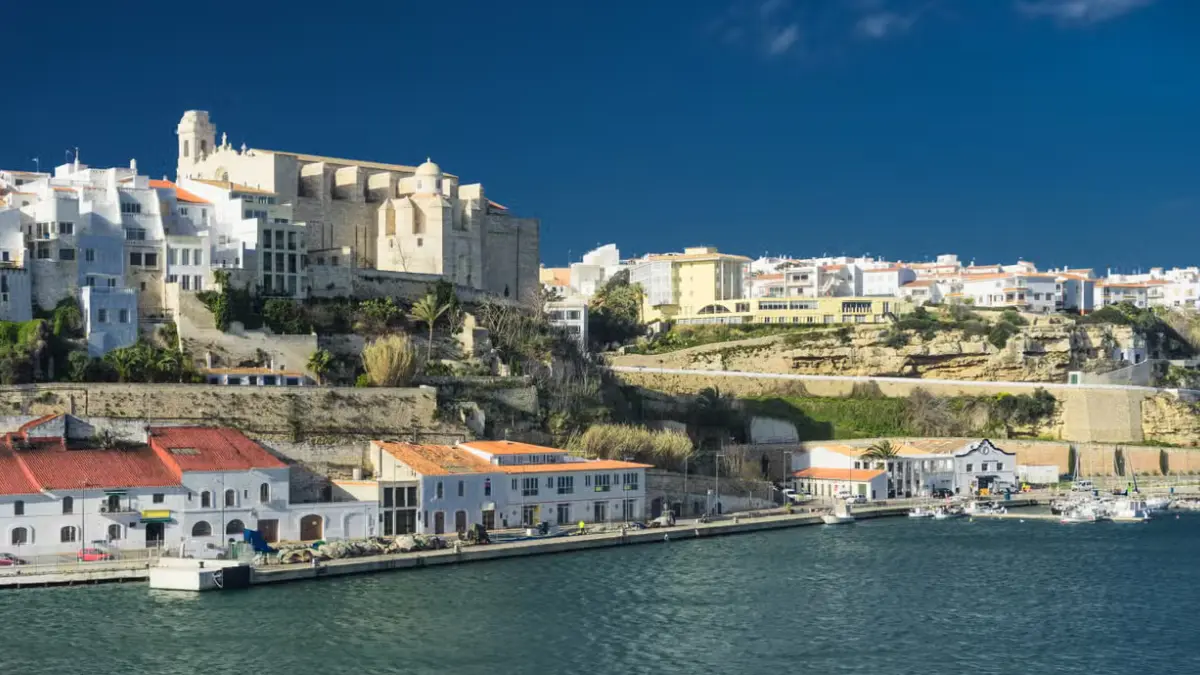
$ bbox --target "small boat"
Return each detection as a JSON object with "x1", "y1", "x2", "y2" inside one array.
[
  {"x1": 907, "y1": 506, "x2": 936, "y2": 519},
  {"x1": 1109, "y1": 498, "x2": 1152, "y2": 523},
  {"x1": 933, "y1": 505, "x2": 965, "y2": 520},
  {"x1": 1145, "y1": 496, "x2": 1172, "y2": 513},
  {"x1": 964, "y1": 501, "x2": 1007, "y2": 516},
  {"x1": 822, "y1": 502, "x2": 855, "y2": 525},
  {"x1": 1060, "y1": 508, "x2": 1098, "y2": 524}
]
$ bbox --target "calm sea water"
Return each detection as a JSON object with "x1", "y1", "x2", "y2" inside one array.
[{"x1": 3, "y1": 515, "x2": 1199, "y2": 675}]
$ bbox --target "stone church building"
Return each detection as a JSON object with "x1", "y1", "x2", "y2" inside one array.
[{"x1": 174, "y1": 110, "x2": 538, "y2": 301}]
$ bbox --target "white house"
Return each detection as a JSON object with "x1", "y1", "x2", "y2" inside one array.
[
  {"x1": 0, "y1": 415, "x2": 375, "y2": 558},
  {"x1": 369, "y1": 439, "x2": 651, "y2": 534},
  {"x1": 862, "y1": 267, "x2": 916, "y2": 297},
  {"x1": 960, "y1": 273, "x2": 1057, "y2": 313},
  {"x1": 792, "y1": 439, "x2": 1018, "y2": 498},
  {"x1": 1094, "y1": 281, "x2": 1150, "y2": 309},
  {"x1": 546, "y1": 298, "x2": 588, "y2": 348},
  {"x1": 898, "y1": 279, "x2": 943, "y2": 305}
]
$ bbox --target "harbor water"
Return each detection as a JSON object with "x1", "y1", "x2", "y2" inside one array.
[{"x1": 3, "y1": 514, "x2": 1199, "y2": 674}]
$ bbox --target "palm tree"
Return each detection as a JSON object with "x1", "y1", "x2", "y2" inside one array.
[
  {"x1": 156, "y1": 350, "x2": 182, "y2": 383},
  {"x1": 862, "y1": 439, "x2": 900, "y2": 469},
  {"x1": 308, "y1": 349, "x2": 333, "y2": 385},
  {"x1": 105, "y1": 347, "x2": 140, "y2": 383},
  {"x1": 410, "y1": 292, "x2": 450, "y2": 364}
]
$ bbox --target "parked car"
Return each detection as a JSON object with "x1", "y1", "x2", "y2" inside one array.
[
  {"x1": 931, "y1": 488, "x2": 955, "y2": 499},
  {"x1": 0, "y1": 552, "x2": 26, "y2": 566},
  {"x1": 77, "y1": 547, "x2": 113, "y2": 562},
  {"x1": 846, "y1": 495, "x2": 868, "y2": 505},
  {"x1": 1071, "y1": 480, "x2": 1095, "y2": 492},
  {"x1": 781, "y1": 488, "x2": 810, "y2": 504}
]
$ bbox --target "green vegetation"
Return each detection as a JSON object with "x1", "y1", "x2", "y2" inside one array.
[
  {"x1": 308, "y1": 349, "x2": 333, "y2": 384},
  {"x1": 410, "y1": 292, "x2": 451, "y2": 363},
  {"x1": 568, "y1": 424, "x2": 694, "y2": 472},
  {"x1": 633, "y1": 322, "x2": 828, "y2": 355},
  {"x1": 739, "y1": 387, "x2": 1060, "y2": 441},
  {"x1": 587, "y1": 270, "x2": 643, "y2": 349}
]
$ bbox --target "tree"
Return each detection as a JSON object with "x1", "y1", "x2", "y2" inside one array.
[
  {"x1": 862, "y1": 439, "x2": 900, "y2": 469},
  {"x1": 308, "y1": 349, "x2": 333, "y2": 385},
  {"x1": 410, "y1": 292, "x2": 450, "y2": 364},
  {"x1": 104, "y1": 347, "x2": 141, "y2": 383},
  {"x1": 68, "y1": 350, "x2": 92, "y2": 382},
  {"x1": 156, "y1": 349, "x2": 182, "y2": 383},
  {"x1": 361, "y1": 334, "x2": 417, "y2": 387},
  {"x1": 588, "y1": 270, "x2": 644, "y2": 348}
]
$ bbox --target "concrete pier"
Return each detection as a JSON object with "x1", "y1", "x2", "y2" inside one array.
[{"x1": 8, "y1": 499, "x2": 1040, "y2": 591}]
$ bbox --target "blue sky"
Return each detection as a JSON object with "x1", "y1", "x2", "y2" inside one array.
[{"x1": 1, "y1": 0, "x2": 1197, "y2": 271}]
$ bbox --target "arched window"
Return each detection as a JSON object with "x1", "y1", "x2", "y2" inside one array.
[
  {"x1": 106, "y1": 524, "x2": 122, "y2": 541},
  {"x1": 226, "y1": 519, "x2": 245, "y2": 535},
  {"x1": 62, "y1": 496, "x2": 74, "y2": 514},
  {"x1": 224, "y1": 489, "x2": 237, "y2": 507},
  {"x1": 191, "y1": 521, "x2": 212, "y2": 537},
  {"x1": 259, "y1": 483, "x2": 270, "y2": 503},
  {"x1": 60, "y1": 526, "x2": 77, "y2": 543},
  {"x1": 697, "y1": 304, "x2": 732, "y2": 315},
  {"x1": 200, "y1": 491, "x2": 211, "y2": 508},
  {"x1": 11, "y1": 527, "x2": 29, "y2": 545}
]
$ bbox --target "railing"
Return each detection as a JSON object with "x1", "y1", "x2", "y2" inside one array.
[{"x1": 0, "y1": 546, "x2": 162, "y2": 577}]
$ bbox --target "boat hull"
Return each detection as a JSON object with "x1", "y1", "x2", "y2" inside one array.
[{"x1": 822, "y1": 514, "x2": 855, "y2": 525}]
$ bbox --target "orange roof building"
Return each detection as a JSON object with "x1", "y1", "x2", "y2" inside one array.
[{"x1": 370, "y1": 439, "x2": 653, "y2": 533}]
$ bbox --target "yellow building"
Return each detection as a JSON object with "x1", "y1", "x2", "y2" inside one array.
[
  {"x1": 673, "y1": 296, "x2": 908, "y2": 326},
  {"x1": 628, "y1": 247, "x2": 750, "y2": 322}
]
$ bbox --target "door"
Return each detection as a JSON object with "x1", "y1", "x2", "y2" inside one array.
[
  {"x1": 454, "y1": 510, "x2": 467, "y2": 534},
  {"x1": 521, "y1": 505, "x2": 537, "y2": 527},
  {"x1": 593, "y1": 501, "x2": 607, "y2": 523},
  {"x1": 556, "y1": 503, "x2": 571, "y2": 525},
  {"x1": 145, "y1": 522, "x2": 165, "y2": 547},
  {"x1": 299, "y1": 515, "x2": 323, "y2": 541},
  {"x1": 258, "y1": 519, "x2": 279, "y2": 543},
  {"x1": 481, "y1": 510, "x2": 495, "y2": 530},
  {"x1": 433, "y1": 511, "x2": 445, "y2": 534}
]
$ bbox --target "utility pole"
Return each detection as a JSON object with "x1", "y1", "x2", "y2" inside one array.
[
  {"x1": 715, "y1": 452, "x2": 723, "y2": 516},
  {"x1": 682, "y1": 454, "x2": 689, "y2": 518}
]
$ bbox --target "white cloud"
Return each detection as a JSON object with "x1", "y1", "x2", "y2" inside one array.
[
  {"x1": 856, "y1": 11, "x2": 916, "y2": 38},
  {"x1": 767, "y1": 23, "x2": 801, "y2": 54},
  {"x1": 1015, "y1": 0, "x2": 1156, "y2": 24}
]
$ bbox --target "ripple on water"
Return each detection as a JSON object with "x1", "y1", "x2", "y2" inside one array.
[{"x1": 3, "y1": 516, "x2": 1200, "y2": 674}]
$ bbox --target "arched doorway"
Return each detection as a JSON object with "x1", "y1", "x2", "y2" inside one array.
[
  {"x1": 226, "y1": 519, "x2": 245, "y2": 535},
  {"x1": 191, "y1": 521, "x2": 212, "y2": 537},
  {"x1": 299, "y1": 514, "x2": 323, "y2": 541}
]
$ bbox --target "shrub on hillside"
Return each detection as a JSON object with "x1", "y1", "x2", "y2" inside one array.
[
  {"x1": 569, "y1": 424, "x2": 694, "y2": 471},
  {"x1": 361, "y1": 334, "x2": 417, "y2": 387}
]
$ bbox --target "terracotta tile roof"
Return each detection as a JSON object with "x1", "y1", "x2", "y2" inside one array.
[
  {"x1": 755, "y1": 273, "x2": 785, "y2": 281},
  {"x1": 460, "y1": 440, "x2": 568, "y2": 456},
  {"x1": 149, "y1": 179, "x2": 211, "y2": 204},
  {"x1": 499, "y1": 459, "x2": 652, "y2": 474},
  {"x1": 487, "y1": 199, "x2": 508, "y2": 211},
  {"x1": 0, "y1": 442, "x2": 39, "y2": 496},
  {"x1": 150, "y1": 427, "x2": 287, "y2": 473},
  {"x1": 793, "y1": 467, "x2": 885, "y2": 481},
  {"x1": 821, "y1": 265, "x2": 845, "y2": 271},
  {"x1": 9, "y1": 436, "x2": 181, "y2": 492},
  {"x1": 376, "y1": 441, "x2": 495, "y2": 476}
]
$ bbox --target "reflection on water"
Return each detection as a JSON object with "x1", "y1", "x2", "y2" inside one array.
[{"x1": 3, "y1": 516, "x2": 1200, "y2": 674}]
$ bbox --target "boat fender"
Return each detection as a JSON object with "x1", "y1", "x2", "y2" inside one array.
[{"x1": 663, "y1": 534, "x2": 670, "y2": 542}]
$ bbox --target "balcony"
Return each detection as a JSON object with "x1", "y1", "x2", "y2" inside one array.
[{"x1": 99, "y1": 504, "x2": 138, "y2": 518}]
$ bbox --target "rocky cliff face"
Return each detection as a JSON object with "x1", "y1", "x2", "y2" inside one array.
[
  {"x1": 1141, "y1": 394, "x2": 1200, "y2": 447},
  {"x1": 612, "y1": 323, "x2": 1138, "y2": 383}
]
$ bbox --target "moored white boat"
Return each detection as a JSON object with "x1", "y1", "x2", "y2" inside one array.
[
  {"x1": 1145, "y1": 496, "x2": 1172, "y2": 513},
  {"x1": 822, "y1": 502, "x2": 856, "y2": 525},
  {"x1": 933, "y1": 505, "x2": 965, "y2": 520},
  {"x1": 1109, "y1": 498, "x2": 1152, "y2": 523},
  {"x1": 1060, "y1": 505, "x2": 1099, "y2": 524},
  {"x1": 907, "y1": 506, "x2": 935, "y2": 519}
]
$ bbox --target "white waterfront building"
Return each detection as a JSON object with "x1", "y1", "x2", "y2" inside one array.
[
  {"x1": 363, "y1": 440, "x2": 650, "y2": 535},
  {"x1": 791, "y1": 439, "x2": 1018, "y2": 498},
  {"x1": 0, "y1": 414, "x2": 376, "y2": 558}
]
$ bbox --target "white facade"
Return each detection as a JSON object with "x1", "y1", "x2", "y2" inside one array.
[
  {"x1": 370, "y1": 440, "x2": 649, "y2": 535},
  {"x1": 80, "y1": 286, "x2": 138, "y2": 356},
  {"x1": 960, "y1": 273, "x2": 1057, "y2": 313},
  {"x1": 547, "y1": 298, "x2": 588, "y2": 348},
  {"x1": 792, "y1": 439, "x2": 1016, "y2": 498},
  {"x1": 862, "y1": 267, "x2": 916, "y2": 297}
]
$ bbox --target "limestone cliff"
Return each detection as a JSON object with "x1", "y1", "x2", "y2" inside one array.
[
  {"x1": 611, "y1": 323, "x2": 1138, "y2": 383},
  {"x1": 1141, "y1": 394, "x2": 1200, "y2": 448}
]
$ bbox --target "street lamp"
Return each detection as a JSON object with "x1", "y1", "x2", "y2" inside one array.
[{"x1": 714, "y1": 452, "x2": 725, "y2": 516}]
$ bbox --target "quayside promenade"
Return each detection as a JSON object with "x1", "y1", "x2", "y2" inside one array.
[{"x1": 2, "y1": 498, "x2": 1041, "y2": 590}]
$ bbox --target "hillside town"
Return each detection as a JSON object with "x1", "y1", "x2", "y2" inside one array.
[{"x1": 3, "y1": 109, "x2": 1200, "y2": 589}]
